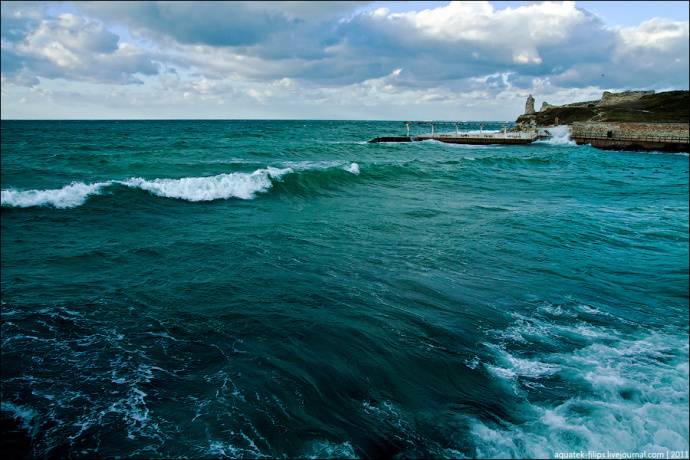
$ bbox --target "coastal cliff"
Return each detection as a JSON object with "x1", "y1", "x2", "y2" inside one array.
[{"x1": 516, "y1": 90, "x2": 689, "y2": 126}]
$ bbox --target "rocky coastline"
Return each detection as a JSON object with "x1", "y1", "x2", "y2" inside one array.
[
  {"x1": 515, "y1": 90, "x2": 689, "y2": 126},
  {"x1": 514, "y1": 90, "x2": 689, "y2": 152}
]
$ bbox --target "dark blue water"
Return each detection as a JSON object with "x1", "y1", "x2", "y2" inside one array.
[{"x1": 2, "y1": 120, "x2": 688, "y2": 459}]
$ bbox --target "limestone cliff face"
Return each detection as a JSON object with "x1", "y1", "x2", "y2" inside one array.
[
  {"x1": 515, "y1": 90, "x2": 689, "y2": 126},
  {"x1": 598, "y1": 90, "x2": 655, "y2": 106}
]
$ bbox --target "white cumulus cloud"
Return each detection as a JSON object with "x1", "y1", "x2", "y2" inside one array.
[{"x1": 1, "y1": 1, "x2": 687, "y2": 119}]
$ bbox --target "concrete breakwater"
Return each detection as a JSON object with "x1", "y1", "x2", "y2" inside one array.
[{"x1": 570, "y1": 122, "x2": 689, "y2": 153}]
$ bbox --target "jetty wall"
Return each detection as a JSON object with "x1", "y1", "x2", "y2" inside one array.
[
  {"x1": 571, "y1": 122, "x2": 688, "y2": 138},
  {"x1": 571, "y1": 122, "x2": 689, "y2": 152}
]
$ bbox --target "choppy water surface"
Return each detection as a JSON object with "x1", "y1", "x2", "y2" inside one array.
[{"x1": 2, "y1": 120, "x2": 688, "y2": 458}]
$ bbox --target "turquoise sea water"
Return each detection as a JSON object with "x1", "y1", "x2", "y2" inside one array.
[{"x1": 1, "y1": 120, "x2": 688, "y2": 459}]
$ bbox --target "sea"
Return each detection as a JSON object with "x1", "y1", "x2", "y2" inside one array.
[{"x1": 1, "y1": 119, "x2": 688, "y2": 459}]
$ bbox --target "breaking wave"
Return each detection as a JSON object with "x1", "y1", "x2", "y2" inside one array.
[
  {"x1": 1, "y1": 163, "x2": 361, "y2": 209},
  {"x1": 121, "y1": 167, "x2": 290, "y2": 202},
  {"x1": 540, "y1": 125, "x2": 577, "y2": 146},
  {"x1": 1, "y1": 181, "x2": 113, "y2": 209}
]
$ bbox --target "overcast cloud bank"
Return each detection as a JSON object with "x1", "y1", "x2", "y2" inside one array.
[{"x1": 1, "y1": 1, "x2": 688, "y2": 120}]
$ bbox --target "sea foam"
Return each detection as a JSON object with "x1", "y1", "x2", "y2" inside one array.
[
  {"x1": 1, "y1": 181, "x2": 113, "y2": 209},
  {"x1": 541, "y1": 125, "x2": 577, "y2": 146},
  {"x1": 1, "y1": 401, "x2": 39, "y2": 436},
  {"x1": 1, "y1": 167, "x2": 294, "y2": 207},
  {"x1": 474, "y1": 318, "x2": 689, "y2": 458},
  {"x1": 122, "y1": 167, "x2": 291, "y2": 201},
  {"x1": 1, "y1": 162, "x2": 364, "y2": 208},
  {"x1": 344, "y1": 163, "x2": 360, "y2": 175}
]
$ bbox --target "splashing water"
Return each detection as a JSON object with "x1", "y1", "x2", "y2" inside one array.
[{"x1": 542, "y1": 125, "x2": 577, "y2": 146}]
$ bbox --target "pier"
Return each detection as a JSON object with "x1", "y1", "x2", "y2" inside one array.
[{"x1": 369, "y1": 122, "x2": 538, "y2": 145}]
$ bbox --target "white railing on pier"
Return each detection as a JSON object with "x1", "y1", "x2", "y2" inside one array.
[{"x1": 403, "y1": 121, "x2": 535, "y2": 137}]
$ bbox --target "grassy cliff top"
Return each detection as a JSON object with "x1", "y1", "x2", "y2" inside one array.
[{"x1": 516, "y1": 90, "x2": 689, "y2": 126}]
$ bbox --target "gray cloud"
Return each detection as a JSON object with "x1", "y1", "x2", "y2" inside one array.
[
  {"x1": 1, "y1": 1, "x2": 688, "y2": 120},
  {"x1": 0, "y1": 48, "x2": 41, "y2": 86},
  {"x1": 1, "y1": 4, "x2": 160, "y2": 86},
  {"x1": 16, "y1": 1, "x2": 684, "y2": 91},
  {"x1": 0, "y1": 1, "x2": 46, "y2": 42},
  {"x1": 76, "y1": 1, "x2": 333, "y2": 48},
  {"x1": 327, "y1": 2, "x2": 623, "y2": 88}
]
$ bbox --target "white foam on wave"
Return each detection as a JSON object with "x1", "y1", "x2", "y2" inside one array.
[
  {"x1": 472, "y1": 317, "x2": 689, "y2": 458},
  {"x1": 1, "y1": 181, "x2": 113, "y2": 209},
  {"x1": 104, "y1": 363, "x2": 168, "y2": 441},
  {"x1": 279, "y1": 160, "x2": 360, "y2": 175},
  {"x1": 300, "y1": 440, "x2": 357, "y2": 459},
  {"x1": 1, "y1": 401, "x2": 39, "y2": 436},
  {"x1": 122, "y1": 167, "x2": 291, "y2": 201},
  {"x1": 1, "y1": 167, "x2": 293, "y2": 207},
  {"x1": 208, "y1": 440, "x2": 260, "y2": 459},
  {"x1": 1, "y1": 162, "x2": 363, "y2": 208},
  {"x1": 538, "y1": 303, "x2": 571, "y2": 317},
  {"x1": 344, "y1": 162, "x2": 360, "y2": 175},
  {"x1": 540, "y1": 125, "x2": 577, "y2": 146},
  {"x1": 485, "y1": 346, "x2": 562, "y2": 381},
  {"x1": 494, "y1": 310, "x2": 618, "y2": 348}
]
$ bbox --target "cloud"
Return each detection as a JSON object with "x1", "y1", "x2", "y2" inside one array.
[
  {"x1": 549, "y1": 18, "x2": 689, "y2": 89},
  {"x1": 619, "y1": 17, "x2": 690, "y2": 50},
  {"x1": 614, "y1": 18, "x2": 689, "y2": 85},
  {"x1": 83, "y1": 2, "x2": 288, "y2": 47},
  {"x1": 75, "y1": 1, "x2": 369, "y2": 49},
  {"x1": 1, "y1": 1, "x2": 688, "y2": 119},
  {"x1": 333, "y1": 1, "x2": 621, "y2": 86},
  {"x1": 1, "y1": 1, "x2": 46, "y2": 42},
  {"x1": 1, "y1": 8, "x2": 160, "y2": 86}
]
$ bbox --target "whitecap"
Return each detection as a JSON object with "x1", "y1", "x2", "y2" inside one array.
[
  {"x1": 1, "y1": 167, "x2": 295, "y2": 208},
  {"x1": 1, "y1": 401, "x2": 39, "y2": 436},
  {"x1": 1, "y1": 181, "x2": 112, "y2": 208},
  {"x1": 473, "y1": 329, "x2": 689, "y2": 457},
  {"x1": 344, "y1": 163, "x2": 360, "y2": 175},
  {"x1": 301, "y1": 440, "x2": 357, "y2": 459},
  {"x1": 485, "y1": 349, "x2": 562, "y2": 380},
  {"x1": 122, "y1": 167, "x2": 291, "y2": 201}
]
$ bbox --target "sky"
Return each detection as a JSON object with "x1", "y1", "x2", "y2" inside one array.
[{"x1": 1, "y1": 1, "x2": 688, "y2": 120}]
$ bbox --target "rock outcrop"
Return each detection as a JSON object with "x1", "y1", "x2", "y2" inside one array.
[
  {"x1": 525, "y1": 95, "x2": 535, "y2": 115},
  {"x1": 598, "y1": 90, "x2": 655, "y2": 107},
  {"x1": 516, "y1": 90, "x2": 689, "y2": 126}
]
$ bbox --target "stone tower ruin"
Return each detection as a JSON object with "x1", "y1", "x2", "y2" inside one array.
[{"x1": 525, "y1": 95, "x2": 536, "y2": 115}]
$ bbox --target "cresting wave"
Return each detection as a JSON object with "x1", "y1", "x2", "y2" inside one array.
[
  {"x1": 1, "y1": 163, "x2": 360, "y2": 208},
  {"x1": 0, "y1": 181, "x2": 112, "y2": 209},
  {"x1": 122, "y1": 167, "x2": 290, "y2": 202},
  {"x1": 471, "y1": 305, "x2": 689, "y2": 458}
]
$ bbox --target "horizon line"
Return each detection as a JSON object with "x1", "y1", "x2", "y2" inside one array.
[{"x1": 1, "y1": 118, "x2": 520, "y2": 123}]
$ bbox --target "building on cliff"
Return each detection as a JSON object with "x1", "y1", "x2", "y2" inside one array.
[{"x1": 515, "y1": 90, "x2": 689, "y2": 152}]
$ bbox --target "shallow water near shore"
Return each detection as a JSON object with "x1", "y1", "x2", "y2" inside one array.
[{"x1": 2, "y1": 120, "x2": 688, "y2": 459}]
